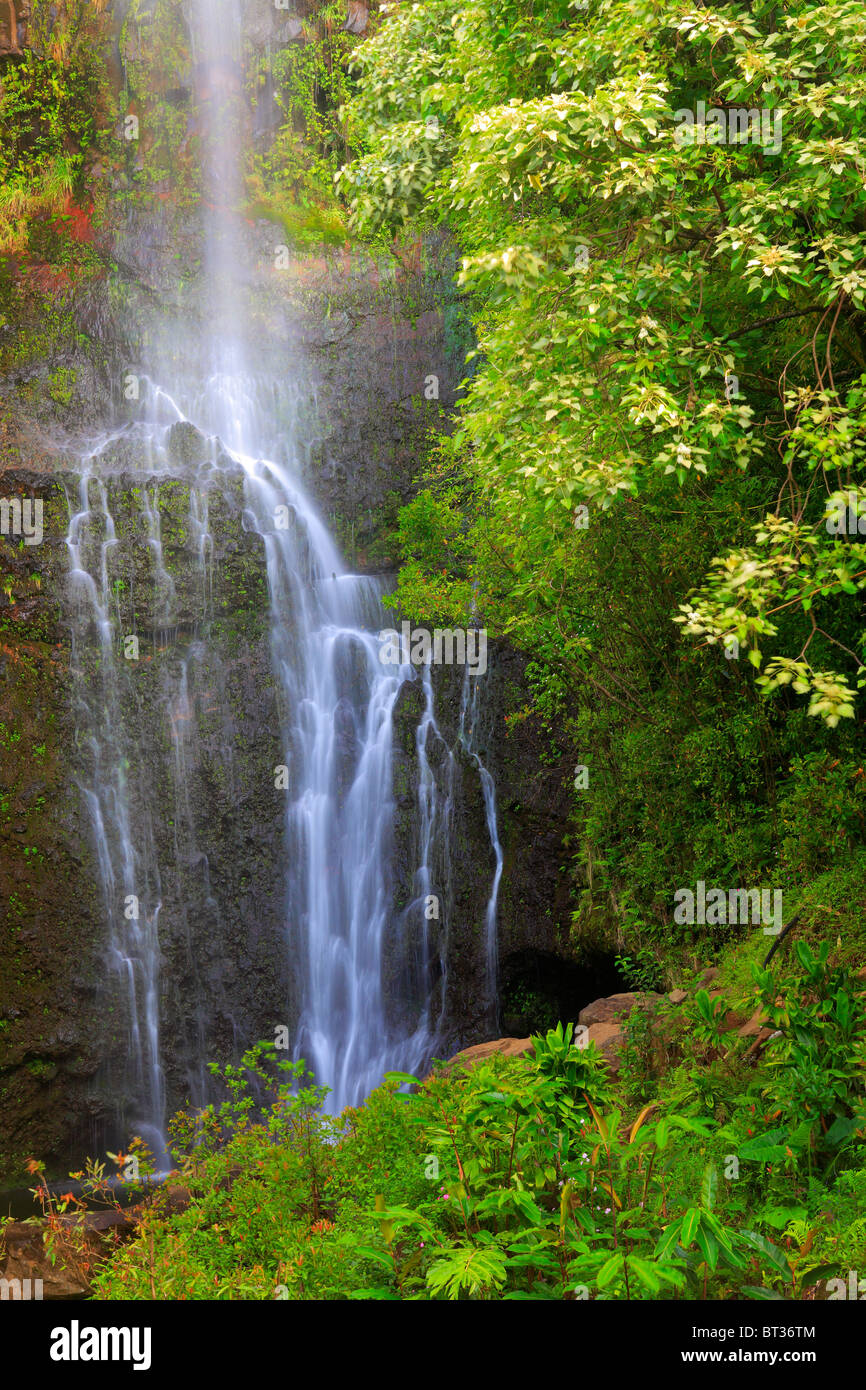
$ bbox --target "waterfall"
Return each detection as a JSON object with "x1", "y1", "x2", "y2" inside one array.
[
  {"x1": 59, "y1": 0, "x2": 505, "y2": 1152},
  {"x1": 65, "y1": 468, "x2": 169, "y2": 1164},
  {"x1": 238, "y1": 447, "x2": 441, "y2": 1107},
  {"x1": 459, "y1": 666, "x2": 503, "y2": 1022}
]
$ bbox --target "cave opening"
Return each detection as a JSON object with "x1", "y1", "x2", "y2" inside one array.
[{"x1": 499, "y1": 948, "x2": 630, "y2": 1038}]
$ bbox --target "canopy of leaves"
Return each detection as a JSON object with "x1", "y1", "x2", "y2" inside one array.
[{"x1": 337, "y1": 0, "x2": 866, "y2": 725}]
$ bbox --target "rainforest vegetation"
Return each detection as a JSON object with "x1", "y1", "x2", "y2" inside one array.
[{"x1": 2, "y1": 0, "x2": 866, "y2": 1304}]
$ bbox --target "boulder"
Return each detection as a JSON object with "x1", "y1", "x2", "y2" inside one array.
[
  {"x1": 0, "y1": 1220, "x2": 93, "y2": 1299},
  {"x1": 736, "y1": 1008, "x2": 771, "y2": 1040},
  {"x1": 696, "y1": 967, "x2": 720, "y2": 987},
  {"x1": 438, "y1": 1036, "x2": 534, "y2": 1077},
  {"x1": 585, "y1": 1022, "x2": 626, "y2": 1073},
  {"x1": 0, "y1": 1189, "x2": 192, "y2": 1300},
  {"x1": 718, "y1": 1008, "x2": 748, "y2": 1034},
  {"x1": 578, "y1": 991, "x2": 660, "y2": 1026},
  {"x1": 668, "y1": 988, "x2": 687, "y2": 1004},
  {"x1": 165, "y1": 419, "x2": 211, "y2": 467}
]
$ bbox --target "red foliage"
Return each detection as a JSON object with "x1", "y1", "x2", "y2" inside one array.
[
  {"x1": 58, "y1": 196, "x2": 95, "y2": 244},
  {"x1": 28, "y1": 261, "x2": 72, "y2": 294}
]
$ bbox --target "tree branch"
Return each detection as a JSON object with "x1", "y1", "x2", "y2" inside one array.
[{"x1": 721, "y1": 306, "x2": 825, "y2": 343}]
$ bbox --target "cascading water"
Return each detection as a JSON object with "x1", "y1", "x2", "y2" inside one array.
[
  {"x1": 230, "y1": 427, "x2": 445, "y2": 1107},
  {"x1": 187, "y1": 0, "x2": 451, "y2": 1107},
  {"x1": 65, "y1": 468, "x2": 169, "y2": 1164},
  {"x1": 61, "y1": 0, "x2": 506, "y2": 1149},
  {"x1": 459, "y1": 666, "x2": 504, "y2": 1022}
]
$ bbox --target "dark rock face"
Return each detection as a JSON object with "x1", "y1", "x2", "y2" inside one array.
[
  {"x1": 0, "y1": 466, "x2": 293, "y2": 1183},
  {"x1": 0, "y1": 269, "x2": 579, "y2": 1189},
  {"x1": 384, "y1": 654, "x2": 579, "y2": 1059},
  {"x1": 332, "y1": 697, "x2": 360, "y2": 801},
  {"x1": 0, "y1": 467, "x2": 579, "y2": 1185},
  {"x1": 209, "y1": 230, "x2": 474, "y2": 575},
  {"x1": 387, "y1": 671, "x2": 497, "y2": 1051},
  {"x1": 72, "y1": 469, "x2": 292, "y2": 1151},
  {"x1": 0, "y1": 475, "x2": 106, "y2": 1182}
]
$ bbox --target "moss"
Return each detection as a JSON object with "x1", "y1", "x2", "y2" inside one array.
[{"x1": 245, "y1": 199, "x2": 347, "y2": 250}]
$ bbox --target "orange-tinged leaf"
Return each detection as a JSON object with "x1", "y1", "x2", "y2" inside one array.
[
  {"x1": 596, "y1": 1179, "x2": 622, "y2": 1210},
  {"x1": 585, "y1": 1097, "x2": 609, "y2": 1150},
  {"x1": 629, "y1": 1103, "x2": 658, "y2": 1143}
]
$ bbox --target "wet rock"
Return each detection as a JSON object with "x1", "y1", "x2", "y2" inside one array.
[
  {"x1": 736, "y1": 1008, "x2": 771, "y2": 1039},
  {"x1": 0, "y1": 1221, "x2": 94, "y2": 1299},
  {"x1": 423, "y1": 720, "x2": 450, "y2": 771},
  {"x1": 391, "y1": 678, "x2": 425, "y2": 759},
  {"x1": 40, "y1": 1027, "x2": 80, "y2": 1059},
  {"x1": 166, "y1": 420, "x2": 211, "y2": 467},
  {"x1": 343, "y1": 3, "x2": 368, "y2": 36},
  {"x1": 333, "y1": 633, "x2": 370, "y2": 708},
  {"x1": 333, "y1": 697, "x2": 359, "y2": 798}
]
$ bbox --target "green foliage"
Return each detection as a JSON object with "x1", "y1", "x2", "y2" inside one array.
[
  {"x1": 0, "y1": 10, "x2": 108, "y2": 252},
  {"x1": 92, "y1": 1043, "x2": 340, "y2": 1299},
  {"x1": 616, "y1": 949, "x2": 664, "y2": 994},
  {"x1": 751, "y1": 941, "x2": 866, "y2": 1167},
  {"x1": 776, "y1": 756, "x2": 866, "y2": 879},
  {"x1": 331, "y1": 0, "x2": 866, "y2": 969},
  {"x1": 530, "y1": 1020, "x2": 613, "y2": 1118},
  {"x1": 244, "y1": 1, "x2": 367, "y2": 243},
  {"x1": 337, "y1": 0, "x2": 866, "y2": 722},
  {"x1": 6, "y1": 0, "x2": 866, "y2": 1311},
  {"x1": 617, "y1": 1001, "x2": 659, "y2": 1104},
  {"x1": 88, "y1": 1028, "x2": 839, "y2": 1301},
  {"x1": 501, "y1": 978, "x2": 557, "y2": 1033}
]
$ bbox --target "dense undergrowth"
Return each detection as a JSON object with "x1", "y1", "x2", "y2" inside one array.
[
  {"x1": 0, "y1": 0, "x2": 110, "y2": 256},
  {"x1": 35, "y1": 933, "x2": 864, "y2": 1300}
]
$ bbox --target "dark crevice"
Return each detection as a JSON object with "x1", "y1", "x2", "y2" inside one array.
[{"x1": 499, "y1": 948, "x2": 629, "y2": 1037}]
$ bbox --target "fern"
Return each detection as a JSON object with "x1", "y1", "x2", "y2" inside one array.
[{"x1": 425, "y1": 1244, "x2": 508, "y2": 1300}]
